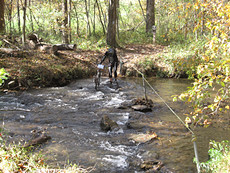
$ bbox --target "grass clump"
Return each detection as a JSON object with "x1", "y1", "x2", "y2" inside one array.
[
  {"x1": 0, "y1": 132, "x2": 47, "y2": 172},
  {"x1": 0, "y1": 130, "x2": 88, "y2": 173}
]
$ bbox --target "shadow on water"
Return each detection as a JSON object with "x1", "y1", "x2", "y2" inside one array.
[{"x1": 0, "y1": 77, "x2": 229, "y2": 172}]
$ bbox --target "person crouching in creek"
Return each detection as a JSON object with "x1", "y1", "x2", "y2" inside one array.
[{"x1": 99, "y1": 48, "x2": 119, "y2": 84}]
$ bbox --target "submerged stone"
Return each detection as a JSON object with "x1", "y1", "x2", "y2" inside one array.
[
  {"x1": 140, "y1": 160, "x2": 164, "y2": 172},
  {"x1": 128, "y1": 133, "x2": 157, "y2": 143},
  {"x1": 100, "y1": 115, "x2": 119, "y2": 132},
  {"x1": 131, "y1": 105, "x2": 152, "y2": 112}
]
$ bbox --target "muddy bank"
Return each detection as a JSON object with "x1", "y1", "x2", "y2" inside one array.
[
  {"x1": 0, "y1": 44, "x2": 184, "y2": 91},
  {"x1": 0, "y1": 49, "x2": 100, "y2": 90}
]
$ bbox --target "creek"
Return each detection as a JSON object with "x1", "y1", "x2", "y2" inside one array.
[{"x1": 0, "y1": 77, "x2": 229, "y2": 173}]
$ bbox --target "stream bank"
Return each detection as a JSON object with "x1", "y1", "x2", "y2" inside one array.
[{"x1": 0, "y1": 44, "x2": 175, "y2": 91}]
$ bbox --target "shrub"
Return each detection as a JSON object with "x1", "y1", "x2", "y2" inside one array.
[{"x1": 200, "y1": 140, "x2": 230, "y2": 173}]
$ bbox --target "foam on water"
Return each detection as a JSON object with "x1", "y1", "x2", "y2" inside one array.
[
  {"x1": 104, "y1": 95, "x2": 124, "y2": 107},
  {"x1": 85, "y1": 91, "x2": 104, "y2": 100},
  {"x1": 101, "y1": 155, "x2": 128, "y2": 168},
  {"x1": 99, "y1": 141, "x2": 134, "y2": 156}
]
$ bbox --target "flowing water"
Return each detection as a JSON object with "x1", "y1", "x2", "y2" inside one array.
[{"x1": 0, "y1": 77, "x2": 229, "y2": 173}]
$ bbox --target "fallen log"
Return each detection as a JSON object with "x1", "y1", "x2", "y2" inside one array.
[
  {"x1": 23, "y1": 133, "x2": 51, "y2": 148},
  {"x1": 28, "y1": 33, "x2": 76, "y2": 53},
  {"x1": 52, "y1": 44, "x2": 77, "y2": 51},
  {"x1": 0, "y1": 48, "x2": 27, "y2": 57},
  {"x1": 1, "y1": 38, "x2": 20, "y2": 50},
  {"x1": 35, "y1": 43, "x2": 76, "y2": 54},
  {"x1": 0, "y1": 48, "x2": 18, "y2": 54}
]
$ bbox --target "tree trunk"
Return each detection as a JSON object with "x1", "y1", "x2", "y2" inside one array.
[
  {"x1": 73, "y1": 3, "x2": 80, "y2": 36},
  {"x1": 138, "y1": 0, "x2": 146, "y2": 24},
  {"x1": 29, "y1": 0, "x2": 34, "y2": 32},
  {"x1": 84, "y1": 0, "x2": 91, "y2": 37},
  {"x1": 0, "y1": 0, "x2": 5, "y2": 33},
  {"x1": 93, "y1": 2, "x2": 96, "y2": 35},
  {"x1": 95, "y1": 0, "x2": 105, "y2": 35},
  {"x1": 116, "y1": 0, "x2": 119, "y2": 39},
  {"x1": 8, "y1": 0, "x2": 13, "y2": 35},
  {"x1": 22, "y1": 0, "x2": 27, "y2": 46},
  {"x1": 146, "y1": 0, "x2": 155, "y2": 33},
  {"x1": 68, "y1": 0, "x2": 72, "y2": 42},
  {"x1": 17, "y1": 0, "x2": 21, "y2": 33},
  {"x1": 107, "y1": 0, "x2": 118, "y2": 47},
  {"x1": 63, "y1": 0, "x2": 69, "y2": 44}
]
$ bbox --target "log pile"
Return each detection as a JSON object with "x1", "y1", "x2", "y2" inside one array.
[
  {"x1": 28, "y1": 33, "x2": 77, "y2": 54},
  {"x1": 0, "y1": 33, "x2": 77, "y2": 56}
]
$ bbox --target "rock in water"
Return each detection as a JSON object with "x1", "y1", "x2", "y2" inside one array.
[
  {"x1": 131, "y1": 105, "x2": 152, "y2": 112},
  {"x1": 129, "y1": 133, "x2": 158, "y2": 143},
  {"x1": 24, "y1": 133, "x2": 51, "y2": 148},
  {"x1": 100, "y1": 115, "x2": 119, "y2": 132},
  {"x1": 141, "y1": 160, "x2": 164, "y2": 172}
]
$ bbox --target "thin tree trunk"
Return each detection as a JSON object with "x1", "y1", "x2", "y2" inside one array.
[
  {"x1": 22, "y1": 0, "x2": 27, "y2": 46},
  {"x1": 29, "y1": 0, "x2": 34, "y2": 32},
  {"x1": 116, "y1": 0, "x2": 119, "y2": 39},
  {"x1": 138, "y1": 0, "x2": 146, "y2": 23},
  {"x1": 95, "y1": 0, "x2": 105, "y2": 35},
  {"x1": 68, "y1": 0, "x2": 72, "y2": 42},
  {"x1": 84, "y1": 0, "x2": 91, "y2": 37},
  {"x1": 17, "y1": 0, "x2": 21, "y2": 33},
  {"x1": 93, "y1": 2, "x2": 96, "y2": 35},
  {"x1": 9, "y1": 0, "x2": 13, "y2": 35},
  {"x1": 0, "y1": 0, "x2": 5, "y2": 33},
  {"x1": 73, "y1": 3, "x2": 80, "y2": 36},
  {"x1": 63, "y1": 0, "x2": 69, "y2": 44},
  {"x1": 102, "y1": 0, "x2": 107, "y2": 28}
]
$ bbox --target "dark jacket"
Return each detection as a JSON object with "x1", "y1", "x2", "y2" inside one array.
[{"x1": 100, "y1": 48, "x2": 118, "y2": 65}]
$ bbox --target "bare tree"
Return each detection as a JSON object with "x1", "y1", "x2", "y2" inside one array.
[
  {"x1": 0, "y1": 0, "x2": 5, "y2": 33},
  {"x1": 107, "y1": 0, "x2": 119, "y2": 47}
]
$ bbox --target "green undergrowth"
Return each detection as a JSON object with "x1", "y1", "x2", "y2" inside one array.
[
  {"x1": 200, "y1": 140, "x2": 230, "y2": 173},
  {"x1": 159, "y1": 39, "x2": 206, "y2": 78},
  {"x1": 128, "y1": 40, "x2": 206, "y2": 78}
]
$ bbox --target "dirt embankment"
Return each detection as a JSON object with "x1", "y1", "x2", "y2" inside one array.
[{"x1": 0, "y1": 44, "x2": 169, "y2": 91}]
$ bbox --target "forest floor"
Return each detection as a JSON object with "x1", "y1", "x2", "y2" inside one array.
[{"x1": 0, "y1": 44, "x2": 169, "y2": 90}]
